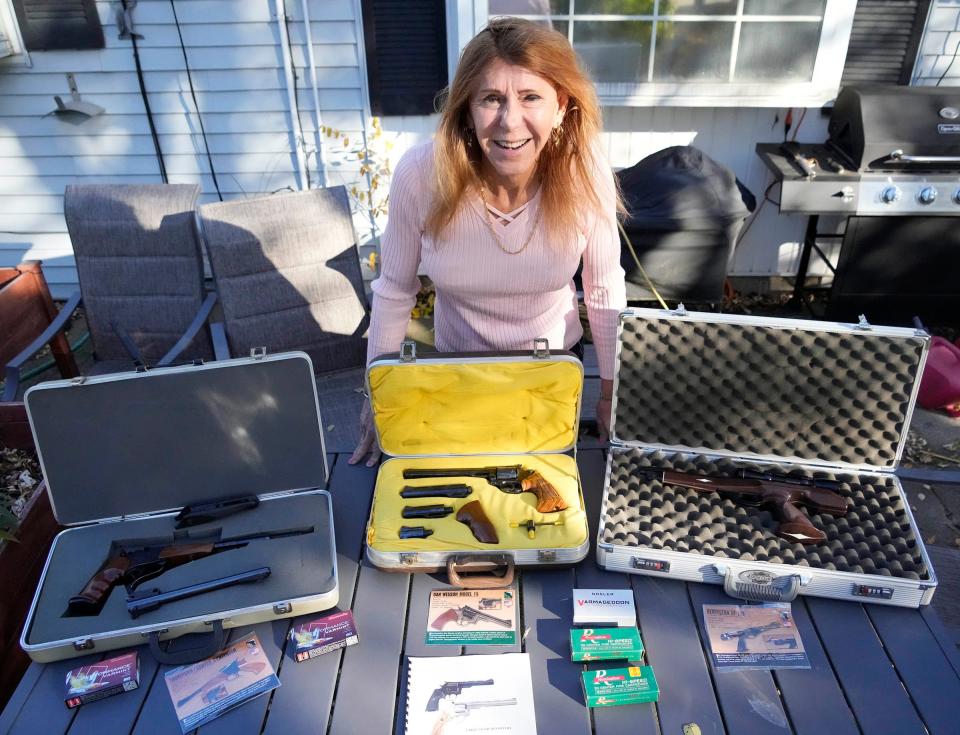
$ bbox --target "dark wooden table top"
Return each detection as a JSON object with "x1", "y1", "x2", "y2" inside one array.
[{"x1": 3, "y1": 447, "x2": 960, "y2": 735}]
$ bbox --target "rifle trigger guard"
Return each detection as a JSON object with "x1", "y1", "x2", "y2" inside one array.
[
  {"x1": 148, "y1": 619, "x2": 227, "y2": 666},
  {"x1": 447, "y1": 555, "x2": 515, "y2": 589}
]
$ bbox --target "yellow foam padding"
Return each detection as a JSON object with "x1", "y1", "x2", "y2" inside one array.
[
  {"x1": 367, "y1": 454, "x2": 587, "y2": 553},
  {"x1": 368, "y1": 358, "x2": 582, "y2": 457}
]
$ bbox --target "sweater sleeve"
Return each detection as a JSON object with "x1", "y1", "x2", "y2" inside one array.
[
  {"x1": 580, "y1": 155, "x2": 627, "y2": 381},
  {"x1": 366, "y1": 145, "x2": 427, "y2": 363}
]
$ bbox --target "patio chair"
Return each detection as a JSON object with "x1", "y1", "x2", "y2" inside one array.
[
  {"x1": 4, "y1": 185, "x2": 216, "y2": 407},
  {"x1": 1, "y1": 261, "x2": 80, "y2": 447},
  {"x1": 65, "y1": 183, "x2": 217, "y2": 372},
  {"x1": 196, "y1": 186, "x2": 369, "y2": 375}
]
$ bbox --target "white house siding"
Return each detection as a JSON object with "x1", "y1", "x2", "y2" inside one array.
[
  {"x1": 913, "y1": 0, "x2": 960, "y2": 85},
  {"x1": 380, "y1": 107, "x2": 833, "y2": 278},
  {"x1": 0, "y1": 0, "x2": 369, "y2": 298}
]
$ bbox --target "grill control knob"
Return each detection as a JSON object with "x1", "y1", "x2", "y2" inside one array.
[
  {"x1": 918, "y1": 187, "x2": 938, "y2": 205},
  {"x1": 880, "y1": 186, "x2": 901, "y2": 204}
]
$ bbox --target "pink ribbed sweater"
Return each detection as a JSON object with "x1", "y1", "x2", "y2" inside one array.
[{"x1": 367, "y1": 141, "x2": 626, "y2": 380}]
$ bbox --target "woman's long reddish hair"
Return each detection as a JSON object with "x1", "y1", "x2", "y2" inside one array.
[{"x1": 427, "y1": 17, "x2": 620, "y2": 244}]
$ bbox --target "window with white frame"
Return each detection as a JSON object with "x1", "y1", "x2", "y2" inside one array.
[{"x1": 479, "y1": 0, "x2": 856, "y2": 106}]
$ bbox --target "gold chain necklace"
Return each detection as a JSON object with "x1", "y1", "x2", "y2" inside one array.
[{"x1": 478, "y1": 186, "x2": 542, "y2": 256}]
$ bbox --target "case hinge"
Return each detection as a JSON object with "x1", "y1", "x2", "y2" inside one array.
[
  {"x1": 537, "y1": 549, "x2": 556, "y2": 562},
  {"x1": 251, "y1": 347, "x2": 267, "y2": 359},
  {"x1": 273, "y1": 601, "x2": 293, "y2": 615},
  {"x1": 671, "y1": 303, "x2": 688, "y2": 317},
  {"x1": 400, "y1": 341, "x2": 417, "y2": 363},
  {"x1": 73, "y1": 638, "x2": 95, "y2": 652},
  {"x1": 399, "y1": 552, "x2": 419, "y2": 565},
  {"x1": 533, "y1": 338, "x2": 550, "y2": 359},
  {"x1": 855, "y1": 314, "x2": 872, "y2": 331}
]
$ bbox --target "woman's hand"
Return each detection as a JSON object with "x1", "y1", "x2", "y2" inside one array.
[
  {"x1": 596, "y1": 396, "x2": 612, "y2": 443},
  {"x1": 348, "y1": 399, "x2": 381, "y2": 467},
  {"x1": 595, "y1": 378, "x2": 614, "y2": 443}
]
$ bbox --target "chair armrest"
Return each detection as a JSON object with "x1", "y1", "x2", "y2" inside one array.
[
  {"x1": 3, "y1": 291, "x2": 82, "y2": 402},
  {"x1": 210, "y1": 321, "x2": 231, "y2": 361},
  {"x1": 156, "y1": 292, "x2": 219, "y2": 368}
]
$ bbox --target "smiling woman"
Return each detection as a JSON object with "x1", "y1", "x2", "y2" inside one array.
[{"x1": 350, "y1": 17, "x2": 627, "y2": 467}]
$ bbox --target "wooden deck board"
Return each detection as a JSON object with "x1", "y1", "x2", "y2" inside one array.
[
  {"x1": 4, "y1": 656, "x2": 87, "y2": 734},
  {"x1": 807, "y1": 598, "x2": 927, "y2": 735},
  {"x1": 868, "y1": 604, "x2": 960, "y2": 735},
  {"x1": 632, "y1": 576, "x2": 726, "y2": 735},
  {"x1": 69, "y1": 652, "x2": 160, "y2": 733},
  {"x1": 773, "y1": 598, "x2": 859, "y2": 735}
]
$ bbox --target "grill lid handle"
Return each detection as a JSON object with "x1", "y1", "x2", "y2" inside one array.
[{"x1": 888, "y1": 149, "x2": 960, "y2": 164}]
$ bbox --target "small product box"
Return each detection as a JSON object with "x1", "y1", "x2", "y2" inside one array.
[
  {"x1": 581, "y1": 665, "x2": 659, "y2": 707},
  {"x1": 290, "y1": 610, "x2": 359, "y2": 662},
  {"x1": 65, "y1": 651, "x2": 140, "y2": 708},
  {"x1": 573, "y1": 588, "x2": 636, "y2": 627},
  {"x1": 570, "y1": 626, "x2": 644, "y2": 662}
]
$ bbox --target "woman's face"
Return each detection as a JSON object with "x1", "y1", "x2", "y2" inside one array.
[{"x1": 468, "y1": 58, "x2": 566, "y2": 185}]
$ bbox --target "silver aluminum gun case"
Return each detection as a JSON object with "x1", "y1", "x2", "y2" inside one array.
[
  {"x1": 21, "y1": 352, "x2": 338, "y2": 663},
  {"x1": 596, "y1": 308, "x2": 936, "y2": 608}
]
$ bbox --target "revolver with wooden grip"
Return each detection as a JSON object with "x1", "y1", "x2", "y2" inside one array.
[{"x1": 403, "y1": 465, "x2": 568, "y2": 513}]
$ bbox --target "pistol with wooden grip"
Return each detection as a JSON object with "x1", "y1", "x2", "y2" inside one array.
[
  {"x1": 403, "y1": 465, "x2": 568, "y2": 513},
  {"x1": 644, "y1": 468, "x2": 849, "y2": 545},
  {"x1": 66, "y1": 526, "x2": 312, "y2": 617},
  {"x1": 430, "y1": 605, "x2": 512, "y2": 630}
]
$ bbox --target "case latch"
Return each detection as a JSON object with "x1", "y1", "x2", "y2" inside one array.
[
  {"x1": 250, "y1": 346, "x2": 267, "y2": 359},
  {"x1": 399, "y1": 552, "x2": 419, "y2": 565},
  {"x1": 73, "y1": 638, "x2": 95, "y2": 651},
  {"x1": 533, "y1": 338, "x2": 550, "y2": 359},
  {"x1": 537, "y1": 549, "x2": 557, "y2": 562},
  {"x1": 273, "y1": 601, "x2": 293, "y2": 615},
  {"x1": 400, "y1": 341, "x2": 417, "y2": 363},
  {"x1": 714, "y1": 564, "x2": 805, "y2": 603}
]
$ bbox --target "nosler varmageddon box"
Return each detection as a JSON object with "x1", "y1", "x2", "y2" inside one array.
[{"x1": 572, "y1": 589, "x2": 636, "y2": 627}]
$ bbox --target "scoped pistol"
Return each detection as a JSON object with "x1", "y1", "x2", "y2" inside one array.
[{"x1": 403, "y1": 465, "x2": 568, "y2": 513}]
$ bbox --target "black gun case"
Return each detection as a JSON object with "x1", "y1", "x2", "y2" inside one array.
[
  {"x1": 364, "y1": 341, "x2": 590, "y2": 584},
  {"x1": 21, "y1": 352, "x2": 338, "y2": 663},
  {"x1": 596, "y1": 308, "x2": 937, "y2": 608}
]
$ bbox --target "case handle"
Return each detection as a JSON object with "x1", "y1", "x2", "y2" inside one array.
[
  {"x1": 714, "y1": 564, "x2": 805, "y2": 603},
  {"x1": 148, "y1": 619, "x2": 227, "y2": 666},
  {"x1": 447, "y1": 555, "x2": 515, "y2": 589}
]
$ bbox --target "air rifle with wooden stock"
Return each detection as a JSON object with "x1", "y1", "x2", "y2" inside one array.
[
  {"x1": 403, "y1": 465, "x2": 568, "y2": 513},
  {"x1": 640, "y1": 468, "x2": 850, "y2": 545}
]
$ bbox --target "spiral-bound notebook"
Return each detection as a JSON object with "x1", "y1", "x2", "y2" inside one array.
[{"x1": 405, "y1": 653, "x2": 537, "y2": 735}]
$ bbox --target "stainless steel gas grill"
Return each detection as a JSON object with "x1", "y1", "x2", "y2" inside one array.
[{"x1": 756, "y1": 85, "x2": 960, "y2": 325}]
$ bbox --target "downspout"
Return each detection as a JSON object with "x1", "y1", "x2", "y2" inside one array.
[
  {"x1": 274, "y1": 0, "x2": 309, "y2": 190},
  {"x1": 352, "y1": 0, "x2": 378, "y2": 239},
  {"x1": 301, "y1": 0, "x2": 328, "y2": 187}
]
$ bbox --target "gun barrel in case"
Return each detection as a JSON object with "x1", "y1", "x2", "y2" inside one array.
[
  {"x1": 21, "y1": 353, "x2": 338, "y2": 663},
  {"x1": 364, "y1": 342, "x2": 590, "y2": 581},
  {"x1": 597, "y1": 309, "x2": 936, "y2": 608}
]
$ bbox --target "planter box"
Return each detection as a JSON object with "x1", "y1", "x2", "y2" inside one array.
[{"x1": 0, "y1": 484, "x2": 59, "y2": 710}]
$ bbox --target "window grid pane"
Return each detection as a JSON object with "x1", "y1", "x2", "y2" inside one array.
[{"x1": 487, "y1": 1, "x2": 826, "y2": 85}]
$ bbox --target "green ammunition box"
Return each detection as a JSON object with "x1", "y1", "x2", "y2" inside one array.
[
  {"x1": 581, "y1": 665, "x2": 659, "y2": 707},
  {"x1": 570, "y1": 627, "x2": 644, "y2": 662}
]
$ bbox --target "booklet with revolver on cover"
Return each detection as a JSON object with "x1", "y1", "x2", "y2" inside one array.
[
  {"x1": 426, "y1": 588, "x2": 517, "y2": 645},
  {"x1": 163, "y1": 632, "x2": 280, "y2": 733},
  {"x1": 405, "y1": 653, "x2": 537, "y2": 734},
  {"x1": 703, "y1": 603, "x2": 810, "y2": 671}
]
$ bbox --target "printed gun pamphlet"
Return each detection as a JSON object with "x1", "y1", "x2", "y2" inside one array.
[
  {"x1": 703, "y1": 603, "x2": 810, "y2": 671},
  {"x1": 426, "y1": 588, "x2": 517, "y2": 645},
  {"x1": 406, "y1": 652, "x2": 537, "y2": 734},
  {"x1": 164, "y1": 632, "x2": 280, "y2": 733}
]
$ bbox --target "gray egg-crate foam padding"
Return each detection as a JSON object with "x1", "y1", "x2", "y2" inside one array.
[
  {"x1": 615, "y1": 316, "x2": 925, "y2": 469},
  {"x1": 602, "y1": 449, "x2": 928, "y2": 580}
]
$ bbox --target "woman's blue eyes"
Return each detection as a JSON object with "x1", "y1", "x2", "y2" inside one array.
[{"x1": 481, "y1": 94, "x2": 542, "y2": 104}]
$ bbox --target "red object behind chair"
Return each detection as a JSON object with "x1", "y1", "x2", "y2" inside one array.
[{"x1": 917, "y1": 336, "x2": 960, "y2": 418}]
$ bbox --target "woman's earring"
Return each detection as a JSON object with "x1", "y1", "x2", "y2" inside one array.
[
  {"x1": 465, "y1": 129, "x2": 475, "y2": 149},
  {"x1": 552, "y1": 123, "x2": 564, "y2": 146}
]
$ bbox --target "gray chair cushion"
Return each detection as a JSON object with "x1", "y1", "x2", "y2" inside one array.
[
  {"x1": 197, "y1": 187, "x2": 369, "y2": 374},
  {"x1": 64, "y1": 184, "x2": 211, "y2": 364}
]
